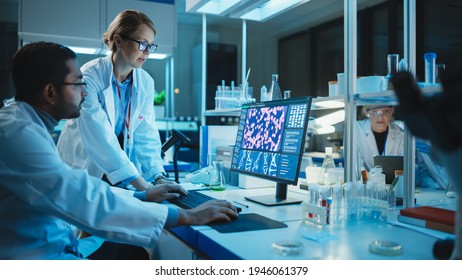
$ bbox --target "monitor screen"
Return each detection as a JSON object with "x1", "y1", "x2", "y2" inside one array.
[{"x1": 230, "y1": 97, "x2": 312, "y2": 206}]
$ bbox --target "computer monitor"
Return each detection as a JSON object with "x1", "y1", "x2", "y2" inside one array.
[{"x1": 230, "y1": 97, "x2": 312, "y2": 206}]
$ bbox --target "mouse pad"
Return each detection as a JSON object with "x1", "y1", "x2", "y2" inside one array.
[{"x1": 208, "y1": 213, "x2": 287, "y2": 233}]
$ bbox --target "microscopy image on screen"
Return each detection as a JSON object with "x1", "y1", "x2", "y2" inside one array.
[
  {"x1": 230, "y1": 97, "x2": 312, "y2": 189},
  {"x1": 240, "y1": 106, "x2": 287, "y2": 152}
]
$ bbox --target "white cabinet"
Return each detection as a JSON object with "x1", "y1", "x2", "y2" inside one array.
[
  {"x1": 106, "y1": 0, "x2": 176, "y2": 55},
  {"x1": 19, "y1": 0, "x2": 105, "y2": 49},
  {"x1": 18, "y1": 0, "x2": 176, "y2": 55}
]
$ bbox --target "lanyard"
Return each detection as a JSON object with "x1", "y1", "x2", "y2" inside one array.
[{"x1": 114, "y1": 77, "x2": 133, "y2": 145}]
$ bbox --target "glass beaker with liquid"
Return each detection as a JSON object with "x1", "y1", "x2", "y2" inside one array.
[{"x1": 208, "y1": 160, "x2": 226, "y2": 191}]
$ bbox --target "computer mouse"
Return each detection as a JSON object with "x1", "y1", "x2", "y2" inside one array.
[
  {"x1": 446, "y1": 191, "x2": 457, "y2": 198},
  {"x1": 234, "y1": 206, "x2": 242, "y2": 214}
]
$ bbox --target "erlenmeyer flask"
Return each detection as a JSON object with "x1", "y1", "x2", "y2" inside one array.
[{"x1": 209, "y1": 160, "x2": 226, "y2": 191}]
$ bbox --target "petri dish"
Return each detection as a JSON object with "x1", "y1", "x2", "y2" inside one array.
[
  {"x1": 369, "y1": 240, "x2": 403, "y2": 256},
  {"x1": 272, "y1": 240, "x2": 304, "y2": 256}
]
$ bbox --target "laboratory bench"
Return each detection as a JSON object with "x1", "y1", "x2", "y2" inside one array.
[{"x1": 153, "y1": 184, "x2": 455, "y2": 260}]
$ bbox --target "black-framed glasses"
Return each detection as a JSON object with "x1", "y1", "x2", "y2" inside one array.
[
  {"x1": 120, "y1": 35, "x2": 158, "y2": 53},
  {"x1": 61, "y1": 80, "x2": 87, "y2": 91}
]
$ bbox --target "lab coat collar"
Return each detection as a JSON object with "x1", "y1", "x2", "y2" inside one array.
[{"x1": 33, "y1": 107, "x2": 58, "y2": 133}]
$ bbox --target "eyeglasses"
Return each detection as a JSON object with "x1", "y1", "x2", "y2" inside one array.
[
  {"x1": 366, "y1": 108, "x2": 393, "y2": 118},
  {"x1": 61, "y1": 80, "x2": 87, "y2": 91},
  {"x1": 120, "y1": 35, "x2": 158, "y2": 53}
]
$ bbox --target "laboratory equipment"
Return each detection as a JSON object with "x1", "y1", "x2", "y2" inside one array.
[
  {"x1": 424, "y1": 52, "x2": 437, "y2": 84},
  {"x1": 230, "y1": 97, "x2": 312, "y2": 206},
  {"x1": 317, "y1": 147, "x2": 337, "y2": 186},
  {"x1": 208, "y1": 160, "x2": 226, "y2": 191},
  {"x1": 436, "y1": 63, "x2": 446, "y2": 83},
  {"x1": 269, "y1": 74, "x2": 282, "y2": 101},
  {"x1": 161, "y1": 129, "x2": 191, "y2": 183},
  {"x1": 380, "y1": 54, "x2": 399, "y2": 91},
  {"x1": 260, "y1": 85, "x2": 270, "y2": 102}
]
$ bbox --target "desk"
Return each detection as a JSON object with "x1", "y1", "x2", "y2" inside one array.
[{"x1": 156, "y1": 186, "x2": 448, "y2": 260}]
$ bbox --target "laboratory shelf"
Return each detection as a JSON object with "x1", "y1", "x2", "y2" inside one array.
[
  {"x1": 311, "y1": 96, "x2": 344, "y2": 110},
  {"x1": 353, "y1": 90, "x2": 397, "y2": 106},
  {"x1": 204, "y1": 108, "x2": 241, "y2": 117},
  {"x1": 353, "y1": 84, "x2": 442, "y2": 106},
  {"x1": 205, "y1": 96, "x2": 346, "y2": 118}
]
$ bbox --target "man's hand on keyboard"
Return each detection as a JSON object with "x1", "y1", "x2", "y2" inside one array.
[
  {"x1": 177, "y1": 200, "x2": 239, "y2": 225},
  {"x1": 145, "y1": 182, "x2": 188, "y2": 203}
]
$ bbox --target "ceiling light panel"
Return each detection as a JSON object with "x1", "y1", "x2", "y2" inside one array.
[
  {"x1": 186, "y1": 0, "x2": 251, "y2": 16},
  {"x1": 231, "y1": 0, "x2": 311, "y2": 22}
]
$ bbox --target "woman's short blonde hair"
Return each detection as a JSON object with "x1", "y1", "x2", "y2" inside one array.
[{"x1": 104, "y1": 10, "x2": 156, "y2": 53}]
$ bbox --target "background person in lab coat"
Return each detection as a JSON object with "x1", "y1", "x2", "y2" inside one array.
[
  {"x1": 57, "y1": 10, "x2": 179, "y2": 195},
  {"x1": 356, "y1": 105, "x2": 450, "y2": 190},
  {"x1": 0, "y1": 42, "x2": 238, "y2": 260},
  {"x1": 355, "y1": 105, "x2": 404, "y2": 170}
]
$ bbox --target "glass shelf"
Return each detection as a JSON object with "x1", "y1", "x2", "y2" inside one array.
[
  {"x1": 354, "y1": 90, "x2": 398, "y2": 106},
  {"x1": 204, "y1": 108, "x2": 241, "y2": 117},
  {"x1": 353, "y1": 83, "x2": 442, "y2": 106},
  {"x1": 205, "y1": 96, "x2": 346, "y2": 117},
  {"x1": 311, "y1": 96, "x2": 344, "y2": 110}
]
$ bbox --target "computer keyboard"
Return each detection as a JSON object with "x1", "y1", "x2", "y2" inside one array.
[{"x1": 168, "y1": 190, "x2": 241, "y2": 213}]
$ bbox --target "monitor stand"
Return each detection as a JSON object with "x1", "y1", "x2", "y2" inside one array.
[{"x1": 244, "y1": 183, "x2": 303, "y2": 206}]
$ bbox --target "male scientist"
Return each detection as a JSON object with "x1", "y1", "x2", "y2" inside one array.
[{"x1": 0, "y1": 42, "x2": 238, "y2": 259}]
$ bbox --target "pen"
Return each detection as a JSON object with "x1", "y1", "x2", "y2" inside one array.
[{"x1": 233, "y1": 201, "x2": 249, "y2": 208}]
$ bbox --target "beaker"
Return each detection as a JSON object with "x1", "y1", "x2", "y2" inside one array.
[
  {"x1": 208, "y1": 160, "x2": 226, "y2": 191},
  {"x1": 201, "y1": 154, "x2": 215, "y2": 186}
]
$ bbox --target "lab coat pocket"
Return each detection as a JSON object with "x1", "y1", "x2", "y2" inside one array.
[{"x1": 131, "y1": 114, "x2": 144, "y2": 131}]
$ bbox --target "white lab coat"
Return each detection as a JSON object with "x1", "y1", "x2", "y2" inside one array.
[
  {"x1": 57, "y1": 55, "x2": 165, "y2": 184},
  {"x1": 355, "y1": 118, "x2": 404, "y2": 170},
  {"x1": 0, "y1": 102, "x2": 167, "y2": 259}
]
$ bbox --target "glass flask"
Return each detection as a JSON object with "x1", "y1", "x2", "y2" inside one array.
[
  {"x1": 208, "y1": 160, "x2": 226, "y2": 191},
  {"x1": 269, "y1": 74, "x2": 282, "y2": 101}
]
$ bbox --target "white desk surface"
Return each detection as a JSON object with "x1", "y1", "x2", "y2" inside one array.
[
  {"x1": 168, "y1": 185, "x2": 452, "y2": 260},
  {"x1": 197, "y1": 220, "x2": 437, "y2": 260}
]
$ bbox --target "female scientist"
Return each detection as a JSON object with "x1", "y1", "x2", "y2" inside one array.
[
  {"x1": 355, "y1": 105, "x2": 404, "y2": 170},
  {"x1": 57, "y1": 10, "x2": 177, "y2": 194}
]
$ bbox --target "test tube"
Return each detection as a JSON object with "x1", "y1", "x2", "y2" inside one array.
[{"x1": 424, "y1": 52, "x2": 437, "y2": 84}]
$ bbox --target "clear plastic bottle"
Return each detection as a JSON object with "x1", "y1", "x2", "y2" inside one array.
[
  {"x1": 260, "y1": 85, "x2": 270, "y2": 102},
  {"x1": 369, "y1": 165, "x2": 386, "y2": 186},
  {"x1": 380, "y1": 54, "x2": 399, "y2": 91},
  {"x1": 368, "y1": 166, "x2": 387, "y2": 220},
  {"x1": 269, "y1": 74, "x2": 282, "y2": 101},
  {"x1": 317, "y1": 147, "x2": 337, "y2": 186},
  {"x1": 436, "y1": 63, "x2": 445, "y2": 83}
]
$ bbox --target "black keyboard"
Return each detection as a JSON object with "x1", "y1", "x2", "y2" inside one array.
[{"x1": 168, "y1": 190, "x2": 241, "y2": 213}]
